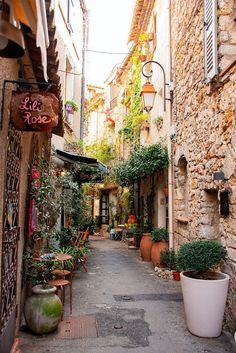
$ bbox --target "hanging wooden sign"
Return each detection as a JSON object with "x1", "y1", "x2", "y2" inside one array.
[{"x1": 10, "y1": 91, "x2": 59, "y2": 131}]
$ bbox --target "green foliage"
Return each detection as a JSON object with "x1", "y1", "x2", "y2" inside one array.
[
  {"x1": 160, "y1": 249, "x2": 178, "y2": 270},
  {"x1": 151, "y1": 228, "x2": 169, "y2": 242},
  {"x1": 114, "y1": 143, "x2": 169, "y2": 186},
  {"x1": 65, "y1": 99, "x2": 79, "y2": 112},
  {"x1": 31, "y1": 150, "x2": 60, "y2": 242},
  {"x1": 177, "y1": 240, "x2": 227, "y2": 275},
  {"x1": 119, "y1": 50, "x2": 145, "y2": 143},
  {"x1": 85, "y1": 138, "x2": 114, "y2": 164},
  {"x1": 54, "y1": 227, "x2": 75, "y2": 248},
  {"x1": 24, "y1": 253, "x2": 55, "y2": 287}
]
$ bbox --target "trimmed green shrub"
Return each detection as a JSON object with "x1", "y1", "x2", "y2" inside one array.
[
  {"x1": 160, "y1": 249, "x2": 178, "y2": 270},
  {"x1": 151, "y1": 227, "x2": 169, "y2": 242},
  {"x1": 177, "y1": 240, "x2": 227, "y2": 274}
]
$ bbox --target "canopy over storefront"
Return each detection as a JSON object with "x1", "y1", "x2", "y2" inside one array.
[{"x1": 55, "y1": 149, "x2": 107, "y2": 183}]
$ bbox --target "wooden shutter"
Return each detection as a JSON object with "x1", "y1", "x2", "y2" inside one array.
[{"x1": 204, "y1": 0, "x2": 218, "y2": 83}]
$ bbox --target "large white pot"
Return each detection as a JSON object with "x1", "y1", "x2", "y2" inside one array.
[{"x1": 180, "y1": 271, "x2": 229, "y2": 338}]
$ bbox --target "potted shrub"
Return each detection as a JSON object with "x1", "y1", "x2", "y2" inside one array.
[
  {"x1": 160, "y1": 249, "x2": 180, "y2": 281},
  {"x1": 150, "y1": 228, "x2": 169, "y2": 266},
  {"x1": 177, "y1": 240, "x2": 229, "y2": 337},
  {"x1": 23, "y1": 254, "x2": 63, "y2": 334},
  {"x1": 65, "y1": 99, "x2": 79, "y2": 114}
]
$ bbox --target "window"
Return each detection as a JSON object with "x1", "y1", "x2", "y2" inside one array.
[
  {"x1": 204, "y1": 0, "x2": 218, "y2": 83},
  {"x1": 67, "y1": 0, "x2": 76, "y2": 33}
]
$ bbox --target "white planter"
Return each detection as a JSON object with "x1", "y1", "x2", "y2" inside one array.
[{"x1": 180, "y1": 271, "x2": 230, "y2": 338}]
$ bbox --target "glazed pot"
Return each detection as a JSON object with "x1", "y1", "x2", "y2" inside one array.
[
  {"x1": 180, "y1": 271, "x2": 229, "y2": 337},
  {"x1": 140, "y1": 233, "x2": 152, "y2": 261},
  {"x1": 24, "y1": 284, "x2": 63, "y2": 334},
  {"x1": 151, "y1": 240, "x2": 168, "y2": 266}
]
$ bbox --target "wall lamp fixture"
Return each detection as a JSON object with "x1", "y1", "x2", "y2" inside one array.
[{"x1": 141, "y1": 60, "x2": 172, "y2": 112}]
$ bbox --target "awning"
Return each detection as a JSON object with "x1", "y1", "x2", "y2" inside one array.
[{"x1": 55, "y1": 149, "x2": 107, "y2": 183}]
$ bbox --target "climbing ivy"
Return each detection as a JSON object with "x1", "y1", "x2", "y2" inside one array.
[
  {"x1": 119, "y1": 50, "x2": 149, "y2": 144},
  {"x1": 114, "y1": 143, "x2": 169, "y2": 186}
]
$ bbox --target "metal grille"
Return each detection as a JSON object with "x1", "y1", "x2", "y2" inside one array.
[{"x1": 0, "y1": 123, "x2": 21, "y2": 333}]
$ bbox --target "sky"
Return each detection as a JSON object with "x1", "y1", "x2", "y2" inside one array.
[{"x1": 85, "y1": 0, "x2": 136, "y2": 87}]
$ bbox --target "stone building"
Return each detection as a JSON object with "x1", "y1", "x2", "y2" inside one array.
[
  {"x1": 171, "y1": 0, "x2": 236, "y2": 331},
  {"x1": 0, "y1": 1, "x2": 88, "y2": 352}
]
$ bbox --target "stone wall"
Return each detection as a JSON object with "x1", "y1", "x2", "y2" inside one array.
[{"x1": 171, "y1": 0, "x2": 236, "y2": 332}]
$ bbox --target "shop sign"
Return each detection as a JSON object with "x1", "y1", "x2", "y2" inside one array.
[{"x1": 10, "y1": 91, "x2": 59, "y2": 131}]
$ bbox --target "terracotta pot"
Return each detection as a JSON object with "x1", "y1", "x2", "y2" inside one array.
[
  {"x1": 151, "y1": 240, "x2": 168, "y2": 266},
  {"x1": 140, "y1": 233, "x2": 152, "y2": 261},
  {"x1": 172, "y1": 271, "x2": 181, "y2": 281}
]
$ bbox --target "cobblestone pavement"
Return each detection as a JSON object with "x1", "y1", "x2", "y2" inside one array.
[{"x1": 19, "y1": 236, "x2": 236, "y2": 353}]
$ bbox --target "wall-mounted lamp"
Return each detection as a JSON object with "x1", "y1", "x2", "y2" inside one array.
[
  {"x1": 0, "y1": 0, "x2": 25, "y2": 58},
  {"x1": 141, "y1": 60, "x2": 171, "y2": 112}
]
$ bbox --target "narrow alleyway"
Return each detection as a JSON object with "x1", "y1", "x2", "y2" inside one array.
[{"x1": 19, "y1": 236, "x2": 236, "y2": 353}]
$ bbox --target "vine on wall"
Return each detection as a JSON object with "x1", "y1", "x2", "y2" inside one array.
[
  {"x1": 114, "y1": 143, "x2": 169, "y2": 186},
  {"x1": 119, "y1": 50, "x2": 149, "y2": 145}
]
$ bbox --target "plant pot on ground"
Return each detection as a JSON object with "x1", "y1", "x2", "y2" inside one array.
[
  {"x1": 160, "y1": 249, "x2": 180, "y2": 280},
  {"x1": 150, "y1": 228, "x2": 169, "y2": 266},
  {"x1": 24, "y1": 284, "x2": 63, "y2": 334},
  {"x1": 177, "y1": 240, "x2": 229, "y2": 338},
  {"x1": 140, "y1": 233, "x2": 152, "y2": 261}
]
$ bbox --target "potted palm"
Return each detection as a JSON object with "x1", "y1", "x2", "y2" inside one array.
[
  {"x1": 150, "y1": 228, "x2": 169, "y2": 266},
  {"x1": 177, "y1": 240, "x2": 229, "y2": 337}
]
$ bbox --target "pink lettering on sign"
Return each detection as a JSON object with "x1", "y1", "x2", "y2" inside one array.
[
  {"x1": 23, "y1": 112, "x2": 51, "y2": 125},
  {"x1": 19, "y1": 96, "x2": 42, "y2": 112},
  {"x1": 10, "y1": 91, "x2": 59, "y2": 132}
]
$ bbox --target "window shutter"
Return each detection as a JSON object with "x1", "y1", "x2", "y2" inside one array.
[{"x1": 204, "y1": 0, "x2": 218, "y2": 83}]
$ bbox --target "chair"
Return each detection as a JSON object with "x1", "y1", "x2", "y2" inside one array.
[
  {"x1": 48, "y1": 277, "x2": 72, "y2": 316},
  {"x1": 72, "y1": 227, "x2": 90, "y2": 247}
]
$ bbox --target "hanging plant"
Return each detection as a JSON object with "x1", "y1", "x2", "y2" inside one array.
[
  {"x1": 65, "y1": 99, "x2": 79, "y2": 114},
  {"x1": 114, "y1": 143, "x2": 169, "y2": 186}
]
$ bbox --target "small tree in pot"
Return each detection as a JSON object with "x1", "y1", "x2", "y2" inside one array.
[{"x1": 177, "y1": 240, "x2": 229, "y2": 338}]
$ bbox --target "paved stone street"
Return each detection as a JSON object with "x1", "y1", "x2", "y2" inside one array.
[{"x1": 19, "y1": 236, "x2": 236, "y2": 353}]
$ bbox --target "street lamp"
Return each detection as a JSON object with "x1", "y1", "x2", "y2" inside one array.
[{"x1": 141, "y1": 60, "x2": 171, "y2": 112}]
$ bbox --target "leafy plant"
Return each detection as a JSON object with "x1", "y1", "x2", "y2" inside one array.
[
  {"x1": 160, "y1": 249, "x2": 178, "y2": 270},
  {"x1": 114, "y1": 143, "x2": 169, "y2": 186},
  {"x1": 151, "y1": 228, "x2": 169, "y2": 242},
  {"x1": 177, "y1": 240, "x2": 227, "y2": 278},
  {"x1": 24, "y1": 253, "x2": 55, "y2": 288},
  {"x1": 31, "y1": 150, "x2": 60, "y2": 244},
  {"x1": 65, "y1": 99, "x2": 79, "y2": 112},
  {"x1": 85, "y1": 137, "x2": 114, "y2": 164},
  {"x1": 153, "y1": 116, "x2": 163, "y2": 126}
]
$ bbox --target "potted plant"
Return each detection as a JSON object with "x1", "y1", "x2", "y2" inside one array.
[
  {"x1": 177, "y1": 240, "x2": 229, "y2": 337},
  {"x1": 23, "y1": 254, "x2": 63, "y2": 334},
  {"x1": 160, "y1": 249, "x2": 180, "y2": 281},
  {"x1": 150, "y1": 228, "x2": 169, "y2": 266},
  {"x1": 153, "y1": 116, "x2": 163, "y2": 129},
  {"x1": 65, "y1": 99, "x2": 79, "y2": 114}
]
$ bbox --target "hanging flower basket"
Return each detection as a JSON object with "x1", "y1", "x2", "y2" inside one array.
[
  {"x1": 105, "y1": 117, "x2": 115, "y2": 128},
  {"x1": 65, "y1": 100, "x2": 79, "y2": 115}
]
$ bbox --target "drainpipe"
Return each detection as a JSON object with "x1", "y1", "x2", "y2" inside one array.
[
  {"x1": 167, "y1": 0, "x2": 174, "y2": 249},
  {"x1": 79, "y1": 0, "x2": 88, "y2": 141}
]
